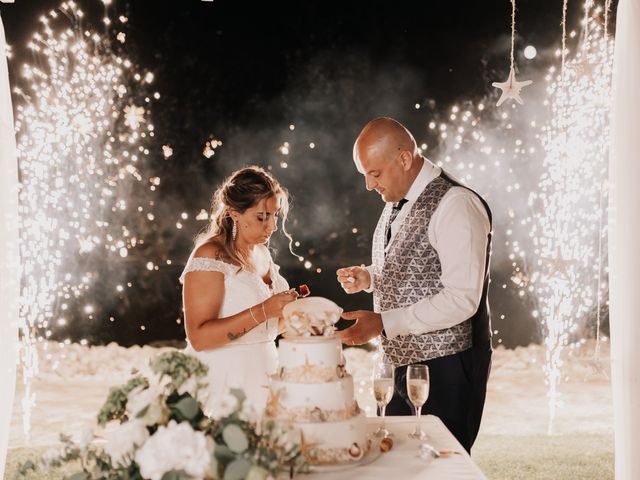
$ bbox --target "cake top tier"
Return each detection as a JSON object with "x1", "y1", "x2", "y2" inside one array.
[{"x1": 282, "y1": 297, "x2": 342, "y2": 338}]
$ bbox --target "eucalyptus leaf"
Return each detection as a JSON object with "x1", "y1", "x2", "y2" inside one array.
[
  {"x1": 161, "y1": 470, "x2": 191, "y2": 480},
  {"x1": 223, "y1": 458, "x2": 251, "y2": 480},
  {"x1": 222, "y1": 424, "x2": 249, "y2": 453},
  {"x1": 172, "y1": 396, "x2": 199, "y2": 420},
  {"x1": 214, "y1": 443, "x2": 236, "y2": 463}
]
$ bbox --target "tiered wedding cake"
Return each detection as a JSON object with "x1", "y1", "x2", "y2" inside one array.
[{"x1": 265, "y1": 297, "x2": 371, "y2": 465}]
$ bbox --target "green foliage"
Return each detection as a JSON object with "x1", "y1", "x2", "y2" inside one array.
[
  {"x1": 15, "y1": 350, "x2": 304, "y2": 480},
  {"x1": 167, "y1": 392, "x2": 204, "y2": 428},
  {"x1": 149, "y1": 350, "x2": 209, "y2": 391},
  {"x1": 97, "y1": 376, "x2": 148, "y2": 427}
]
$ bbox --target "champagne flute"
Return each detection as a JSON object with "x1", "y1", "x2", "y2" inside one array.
[
  {"x1": 406, "y1": 364, "x2": 429, "y2": 440},
  {"x1": 372, "y1": 362, "x2": 395, "y2": 438}
]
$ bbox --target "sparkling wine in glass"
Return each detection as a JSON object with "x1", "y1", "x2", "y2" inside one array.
[
  {"x1": 407, "y1": 364, "x2": 429, "y2": 440},
  {"x1": 373, "y1": 362, "x2": 395, "y2": 438}
]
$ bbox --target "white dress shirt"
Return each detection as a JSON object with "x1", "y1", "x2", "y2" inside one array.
[{"x1": 368, "y1": 159, "x2": 491, "y2": 339}]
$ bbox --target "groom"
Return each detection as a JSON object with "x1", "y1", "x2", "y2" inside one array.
[{"x1": 337, "y1": 117, "x2": 492, "y2": 453}]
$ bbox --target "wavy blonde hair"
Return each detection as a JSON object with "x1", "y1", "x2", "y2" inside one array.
[{"x1": 194, "y1": 166, "x2": 295, "y2": 271}]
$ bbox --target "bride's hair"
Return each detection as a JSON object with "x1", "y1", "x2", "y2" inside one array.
[{"x1": 194, "y1": 166, "x2": 295, "y2": 271}]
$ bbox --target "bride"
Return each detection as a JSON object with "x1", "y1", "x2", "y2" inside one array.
[{"x1": 180, "y1": 166, "x2": 298, "y2": 415}]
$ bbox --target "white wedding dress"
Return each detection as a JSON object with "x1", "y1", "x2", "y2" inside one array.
[{"x1": 179, "y1": 254, "x2": 289, "y2": 416}]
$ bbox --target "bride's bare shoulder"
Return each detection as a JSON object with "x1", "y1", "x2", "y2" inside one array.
[{"x1": 194, "y1": 237, "x2": 226, "y2": 260}]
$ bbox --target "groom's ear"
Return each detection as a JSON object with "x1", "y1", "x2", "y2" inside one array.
[{"x1": 399, "y1": 151, "x2": 413, "y2": 171}]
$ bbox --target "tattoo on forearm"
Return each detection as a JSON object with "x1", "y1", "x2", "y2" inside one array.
[{"x1": 227, "y1": 328, "x2": 247, "y2": 341}]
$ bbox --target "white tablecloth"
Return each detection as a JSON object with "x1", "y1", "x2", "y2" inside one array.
[{"x1": 301, "y1": 415, "x2": 487, "y2": 480}]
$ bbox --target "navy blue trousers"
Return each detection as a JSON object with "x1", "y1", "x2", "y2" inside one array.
[{"x1": 385, "y1": 346, "x2": 492, "y2": 453}]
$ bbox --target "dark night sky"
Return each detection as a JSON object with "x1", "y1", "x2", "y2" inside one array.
[{"x1": 0, "y1": 0, "x2": 617, "y2": 347}]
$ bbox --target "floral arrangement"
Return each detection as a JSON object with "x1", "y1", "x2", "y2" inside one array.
[{"x1": 18, "y1": 351, "x2": 304, "y2": 480}]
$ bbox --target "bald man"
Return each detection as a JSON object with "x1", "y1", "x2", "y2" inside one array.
[{"x1": 337, "y1": 117, "x2": 492, "y2": 452}]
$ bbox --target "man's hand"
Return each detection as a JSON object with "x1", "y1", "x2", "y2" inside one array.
[
  {"x1": 337, "y1": 310, "x2": 383, "y2": 345},
  {"x1": 336, "y1": 266, "x2": 371, "y2": 294}
]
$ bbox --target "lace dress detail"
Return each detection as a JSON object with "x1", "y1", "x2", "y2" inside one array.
[{"x1": 178, "y1": 257, "x2": 237, "y2": 284}]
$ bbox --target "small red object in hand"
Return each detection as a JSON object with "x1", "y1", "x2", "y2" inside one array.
[{"x1": 298, "y1": 284, "x2": 310, "y2": 297}]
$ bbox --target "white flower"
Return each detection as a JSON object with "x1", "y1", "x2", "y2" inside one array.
[
  {"x1": 239, "y1": 399, "x2": 258, "y2": 423},
  {"x1": 135, "y1": 420, "x2": 211, "y2": 480},
  {"x1": 206, "y1": 392, "x2": 239, "y2": 419},
  {"x1": 42, "y1": 447, "x2": 62, "y2": 467},
  {"x1": 127, "y1": 379, "x2": 167, "y2": 417},
  {"x1": 177, "y1": 375, "x2": 204, "y2": 399},
  {"x1": 73, "y1": 426, "x2": 94, "y2": 449},
  {"x1": 104, "y1": 419, "x2": 149, "y2": 467},
  {"x1": 127, "y1": 385, "x2": 159, "y2": 417},
  {"x1": 127, "y1": 382, "x2": 170, "y2": 426}
]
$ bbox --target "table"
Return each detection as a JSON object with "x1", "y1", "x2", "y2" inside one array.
[{"x1": 303, "y1": 415, "x2": 487, "y2": 479}]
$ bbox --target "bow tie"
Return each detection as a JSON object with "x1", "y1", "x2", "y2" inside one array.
[{"x1": 392, "y1": 199, "x2": 408, "y2": 211}]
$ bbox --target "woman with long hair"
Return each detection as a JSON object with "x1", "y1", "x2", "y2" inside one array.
[{"x1": 180, "y1": 166, "x2": 298, "y2": 414}]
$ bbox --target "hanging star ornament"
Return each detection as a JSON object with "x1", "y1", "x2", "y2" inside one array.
[
  {"x1": 492, "y1": 67, "x2": 533, "y2": 107},
  {"x1": 540, "y1": 246, "x2": 577, "y2": 282}
]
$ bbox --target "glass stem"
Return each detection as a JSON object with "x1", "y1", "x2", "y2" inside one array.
[
  {"x1": 416, "y1": 405, "x2": 422, "y2": 434},
  {"x1": 381, "y1": 404, "x2": 387, "y2": 430}
]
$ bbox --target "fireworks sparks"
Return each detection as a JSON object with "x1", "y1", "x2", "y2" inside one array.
[
  {"x1": 123, "y1": 104, "x2": 146, "y2": 129},
  {"x1": 14, "y1": 1, "x2": 163, "y2": 438},
  {"x1": 202, "y1": 138, "x2": 222, "y2": 158},
  {"x1": 160, "y1": 145, "x2": 172, "y2": 159},
  {"x1": 278, "y1": 141, "x2": 290, "y2": 155},
  {"x1": 529, "y1": 9, "x2": 612, "y2": 434}
]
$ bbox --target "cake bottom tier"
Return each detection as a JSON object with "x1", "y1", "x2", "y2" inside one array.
[{"x1": 271, "y1": 411, "x2": 371, "y2": 465}]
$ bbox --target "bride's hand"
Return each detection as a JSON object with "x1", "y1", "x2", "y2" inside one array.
[
  {"x1": 336, "y1": 266, "x2": 371, "y2": 294},
  {"x1": 261, "y1": 289, "x2": 298, "y2": 320}
]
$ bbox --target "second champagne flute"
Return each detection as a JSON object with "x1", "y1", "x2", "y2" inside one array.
[
  {"x1": 406, "y1": 364, "x2": 429, "y2": 440},
  {"x1": 372, "y1": 362, "x2": 395, "y2": 438}
]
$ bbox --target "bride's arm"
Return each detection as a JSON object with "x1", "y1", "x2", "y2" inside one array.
[
  {"x1": 184, "y1": 272, "x2": 297, "y2": 350},
  {"x1": 183, "y1": 270, "x2": 251, "y2": 351}
]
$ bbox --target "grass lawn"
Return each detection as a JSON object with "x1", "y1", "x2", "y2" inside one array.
[{"x1": 472, "y1": 432, "x2": 614, "y2": 479}]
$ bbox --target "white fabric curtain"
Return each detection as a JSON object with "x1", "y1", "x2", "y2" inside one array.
[
  {"x1": 609, "y1": 0, "x2": 640, "y2": 478},
  {"x1": 0, "y1": 12, "x2": 20, "y2": 480}
]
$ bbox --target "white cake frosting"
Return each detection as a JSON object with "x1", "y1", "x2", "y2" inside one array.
[
  {"x1": 279, "y1": 336, "x2": 343, "y2": 369},
  {"x1": 296, "y1": 411, "x2": 369, "y2": 449},
  {"x1": 277, "y1": 336, "x2": 346, "y2": 383},
  {"x1": 268, "y1": 297, "x2": 371, "y2": 466},
  {"x1": 270, "y1": 376, "x2": 355, "y2": 412}
]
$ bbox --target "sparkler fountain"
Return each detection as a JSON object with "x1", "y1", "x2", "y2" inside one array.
[
  {"x1": 13, "y1": 1, "x2": 162, "y2": 439},
  {"x1": 528, "y1": 3, "x2": 613, "y2": 434}
]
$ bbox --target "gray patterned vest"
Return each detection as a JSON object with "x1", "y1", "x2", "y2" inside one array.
[{"x1": 373, "y1": 173, "x2": 492, "y2": 366}]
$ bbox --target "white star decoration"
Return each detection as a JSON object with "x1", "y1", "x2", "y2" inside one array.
[
  {"x1": 540, "y1": 246, "x2": 577, "y2": 282},
  {"x1": 492, "y1": 67, "x2": 533, "y2": 107}
]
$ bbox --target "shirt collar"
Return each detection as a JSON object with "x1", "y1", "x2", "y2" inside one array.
[{"x1": 404, "y1": 157, "x2": 441, "y2": 202}]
